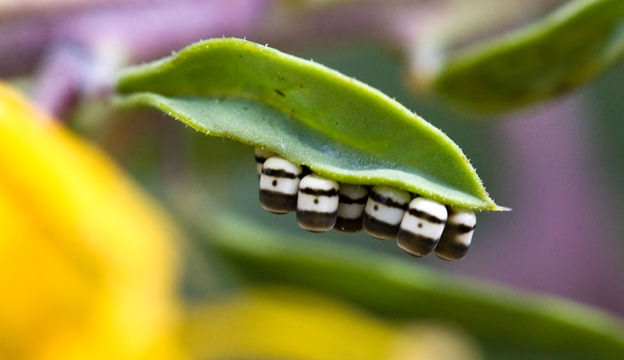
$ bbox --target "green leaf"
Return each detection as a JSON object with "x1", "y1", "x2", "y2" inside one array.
[
  {"x1": 115, "y1": 38, "x2": 499, "y2": 211},
  {"x1": 429, "y1": 0, "x2": 624, "y2": 113},
  {"x1": 207, "y1": 214, "x2": 624, "y2": 360}
]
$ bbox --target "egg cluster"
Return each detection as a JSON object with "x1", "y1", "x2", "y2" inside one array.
[{"x1": 255, "y1": 148, "x2": 476, "y2": 261}]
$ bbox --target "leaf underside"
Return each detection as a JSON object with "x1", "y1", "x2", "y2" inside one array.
[{"x1": 116, "y1": 38, "x2": 499, "y2": 211}]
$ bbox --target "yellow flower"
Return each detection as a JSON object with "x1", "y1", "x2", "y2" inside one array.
[
  {"x1": 0, "y1": 83, "x2": 182, "y2": 360},
  {"x1": 184, "y1": 287, "x2": 480, "y2": 360}
]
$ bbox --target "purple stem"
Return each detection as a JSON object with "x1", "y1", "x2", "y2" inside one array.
[
  {"x1": 33, "y1": 44, "x2": 89, "y2": 117},
  {"x1": 54, "y1": 0, "x2": 269, "y2": 63}
]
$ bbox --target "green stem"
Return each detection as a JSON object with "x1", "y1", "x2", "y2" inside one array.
[{"x1": 206, "y1": 213, "x2": 624, "y2": 359}]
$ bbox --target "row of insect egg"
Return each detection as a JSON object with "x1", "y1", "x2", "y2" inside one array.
[{"x1": 255, "y1": 148, "x2": 476, "y2": 261}]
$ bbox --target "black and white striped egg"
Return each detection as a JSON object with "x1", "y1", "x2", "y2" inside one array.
[
  {"x1": 363, "y1": 186, "x2": 411, "y2": 240},
  {"x1": 253, "y1": 149, "x2": 479, "y2": 261},
  {"x1": 334, "y1": 184, "x2": 369, "y2": 233},
  {"x1": 296, "y1": 174, "x2": 340, "y2": 232},
  {"x1": 397, "y1": 197, "x2": 448, "y2": 257},
  {"x1": 259, "y1": 156, "x2": 302, "y2": 214},
  {"x1": 434, "y1": 208, "x2": 476, "y2": 261}
]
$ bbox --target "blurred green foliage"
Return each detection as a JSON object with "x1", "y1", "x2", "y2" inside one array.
[
  {"x1": 429, "y1": 0, "x2": 624, "y2": 113},
  {"x1": 206, "y1": 213, "x2": 624, "y2": 360}
]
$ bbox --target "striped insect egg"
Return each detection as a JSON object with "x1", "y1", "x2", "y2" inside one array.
[
  {"x1": 296, "y1": 174, "x2": 340, "y2": 233},
  {"x1": 335, "y1": 184, "x2": 369, "y2": 233},
  {"x1": 435, "y1": 208, "x2": 476, "y2": 261},
  {"x1": 254, "y1": 147, "x2": 276, "y2": 175},
  {"x1": 363, "y1": 186, "x2": 411, "y2": 240},
  {"x1": 259, "y1": 157, "x2": 302, "y2": 214},
  {"x1": 397, "y1": 197, "x2": 448, "y2": 257}
]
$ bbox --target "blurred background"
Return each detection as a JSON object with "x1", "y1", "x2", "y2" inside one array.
[{"x1": 2, "y1": 0, "x2": 624, "y2": 359}]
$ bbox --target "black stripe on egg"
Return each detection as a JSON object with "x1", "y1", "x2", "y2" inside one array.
[
  {"x1": 334, "y1": 184, "x2": 369, "y2": 233},
  {"x1": 335, "y1": 217, "x2": 364, "y2": 233},
  {"x1": 296, "y1": 175, "x2": 340, "y2": 232},
  {"x1": 368, "y1": 190, "x2": 409, "y2": 209},
  {"x1": 338, "y1": 194, "x2": 368, "y2": 204},
  {"x1": 407, "y1": 208, "x2": 446, "y2": 224},
  {"x1": 363, "y1": 186, "x2": 410, "y2": 240},
  {"x1": 435, "y1": 208, "x2": 476, "y2": 261},
  {"x1": 397, "y1": 198, "x2": 448, "y2": 257},
  {"x1": 259, "y1": 157, "x2": 302, "y2": 214},
  {"x1": 262, "y1": 168, "x2": 299, "y2": 179},
  {"x1": 254, "y1": 147, "x2": 276, "y2": 175},
  {"x1": 299, "y1": 187, "x2": 339, "y2": 196}
]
